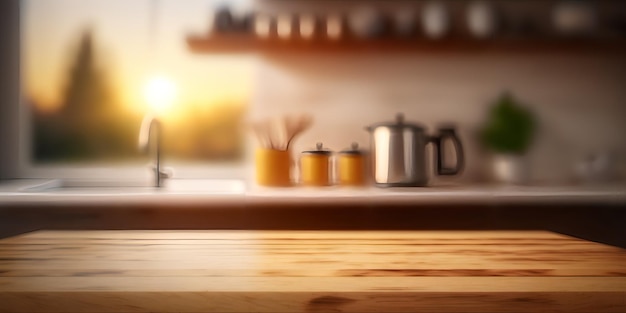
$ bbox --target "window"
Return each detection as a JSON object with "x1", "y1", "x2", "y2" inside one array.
[{"x1": 15, "y1": 0, "x2": 253, "y2": 179}]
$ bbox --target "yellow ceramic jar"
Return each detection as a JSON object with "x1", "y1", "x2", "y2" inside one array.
[
  {"x1": 300, "y1": 143, "x2": 332, "y2": 186},
  {"x1": 337, "y1": 143, "x2": 366, "y2": 186},
  {"x1": 255, "y1": 148, "x2": 292, "y2": 187}
]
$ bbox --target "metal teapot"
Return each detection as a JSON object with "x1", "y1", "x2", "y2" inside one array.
[{"x1": 365, "y1": 113, "x2": 464, "y2": 187}]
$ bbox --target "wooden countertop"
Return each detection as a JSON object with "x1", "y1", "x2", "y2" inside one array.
[{"x1": 1, "y1": 230, "x2": 625, "y2": 312}]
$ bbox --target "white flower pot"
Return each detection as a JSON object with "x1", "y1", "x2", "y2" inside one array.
[{"x1": 492, "y1": 154, "x2": 530, "y2": 185}]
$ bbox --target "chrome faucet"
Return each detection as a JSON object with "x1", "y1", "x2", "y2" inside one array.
[{"x1": 138, "y1": 115, "x2": 170, "y2": 187}]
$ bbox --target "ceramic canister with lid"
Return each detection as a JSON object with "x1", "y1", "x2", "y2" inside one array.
[
  {"x1": 300, "y1": 142, "x2": 332, "y2": 186},
  {"x1": 337, "y1": 142, "x2": 366, "y2": 186}
]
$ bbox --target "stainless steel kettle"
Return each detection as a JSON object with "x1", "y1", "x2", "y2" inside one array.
[{"x1": 366, "y1": 113, "x2": 464, "y2": 187}]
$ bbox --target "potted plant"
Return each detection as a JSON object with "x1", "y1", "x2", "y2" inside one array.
[{"x1": 480, "y1": 92, "x2": 536, "y2": 184}]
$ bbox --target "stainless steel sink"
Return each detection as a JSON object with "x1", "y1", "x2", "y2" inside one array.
[{"x1": 19, "y1": 179, "x2": 245, "y2": 195}]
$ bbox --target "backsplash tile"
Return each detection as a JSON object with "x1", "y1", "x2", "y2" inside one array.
[{"x1": 249, "y1": 54, "x2": 626, "y2": 184}]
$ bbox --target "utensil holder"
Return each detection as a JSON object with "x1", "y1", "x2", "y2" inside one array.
[{"x1": 255, "y1": 149, "x2": 292, "y2": 187}]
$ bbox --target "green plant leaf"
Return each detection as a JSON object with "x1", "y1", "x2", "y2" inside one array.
[{"x1": 481, "y1": 93, "x2": 536, "y2": 154}]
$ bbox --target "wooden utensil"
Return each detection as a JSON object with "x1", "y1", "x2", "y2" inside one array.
[
  {"x1": 286, "y1": 114, "x2": 312, "y2": 151},
  {"x1": 251, "y1": 114, "x2": 312, "y2": 150}
]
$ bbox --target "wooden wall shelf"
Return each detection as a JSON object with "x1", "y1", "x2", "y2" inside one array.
[{"x1": 187, "y1": 34, "x2": 626, "y2": 54}]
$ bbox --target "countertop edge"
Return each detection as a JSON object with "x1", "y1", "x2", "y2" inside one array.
[{"x1": 1, "y1": 179, "x2": 626, "y2": 206}]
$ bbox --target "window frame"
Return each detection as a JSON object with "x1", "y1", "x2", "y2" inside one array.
[
  {"x1": 0, "y1": 0, "x2": 20, "y2": 180},
  {"x1": 0, "y1": 0, "x2": 247, "y2": 181}
]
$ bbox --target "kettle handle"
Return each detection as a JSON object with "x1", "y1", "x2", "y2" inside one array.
[{"x1": 431, "y1": 127, "x2": 465, "y2": 176}]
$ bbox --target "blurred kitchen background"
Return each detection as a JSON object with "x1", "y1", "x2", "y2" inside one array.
[
  {"x1": 22, "y1": 0, "x2": 626, "y2": 185},
  {"x1": 24, "y1": 0, "x2": 253, "y2": 164}
]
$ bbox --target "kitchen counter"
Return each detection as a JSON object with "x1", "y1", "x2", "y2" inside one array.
[
  {"x1": 247, "y1": 183, "x2": 626, "y2": 205},
  {"x1": 1, "y1": 179, "x2": 625, "y2": 206},
  {"x1": 1, "y1": 230, "x2": 625, "y2": 313},
  {"x1": 2, "y1": 179, "x2": 625, "y2": 249}
]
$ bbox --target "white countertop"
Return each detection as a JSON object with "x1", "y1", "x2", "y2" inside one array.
[
  {"x1": 1, "y1": 179, "x2": 625, "y2": 206},
  {"x1": 247, "y1": 184, "x2": 626, "y2": 205}
]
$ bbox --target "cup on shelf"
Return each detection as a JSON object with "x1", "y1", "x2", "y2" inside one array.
[
  {"x1": 236, "y1": 12, "x2": 255, "y2": 33},
  {"x1": 552, "y1": 0, "x2": 597, "y2": 36},
  {"x1": 276, "y1": 14, "x2": 295, "y2": 40},
  {"x1": 348, "y1": 6, "x2": 387, "y2": 39},
  {"x1": 325, "y1": 14, "x2": 344, "y2": 41},
  {"x1": 255, "y1": 148, "x2": 292, "y2": 187},
  {"x1": 254, "y1": 14, "x2": 275, "y2": 39},
  {"x1": 212, "y1": 6, "x2": 235, "y2": 33},
  {"x1": 299, "y1": 14, "x2": 318, "y2": 40},
  {"x1": 466, "y1": 1, "x2": 498, "y2": 39},
  {"x1": 422, "y1": 1, "x2": 450, "y2": 39}
]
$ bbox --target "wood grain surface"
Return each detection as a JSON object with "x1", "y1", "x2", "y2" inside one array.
[{"x1": 1, "y1": 230, "x2": 625, "y2": 312}]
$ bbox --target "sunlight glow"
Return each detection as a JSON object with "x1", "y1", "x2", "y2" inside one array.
[{"x1": 143, "y1": 75, "x2": 177, "y2": 114}]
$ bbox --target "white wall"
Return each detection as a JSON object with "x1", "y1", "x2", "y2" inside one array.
[{"x1": 249, "y1": 53, "x2": 626, "y2": 184}]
